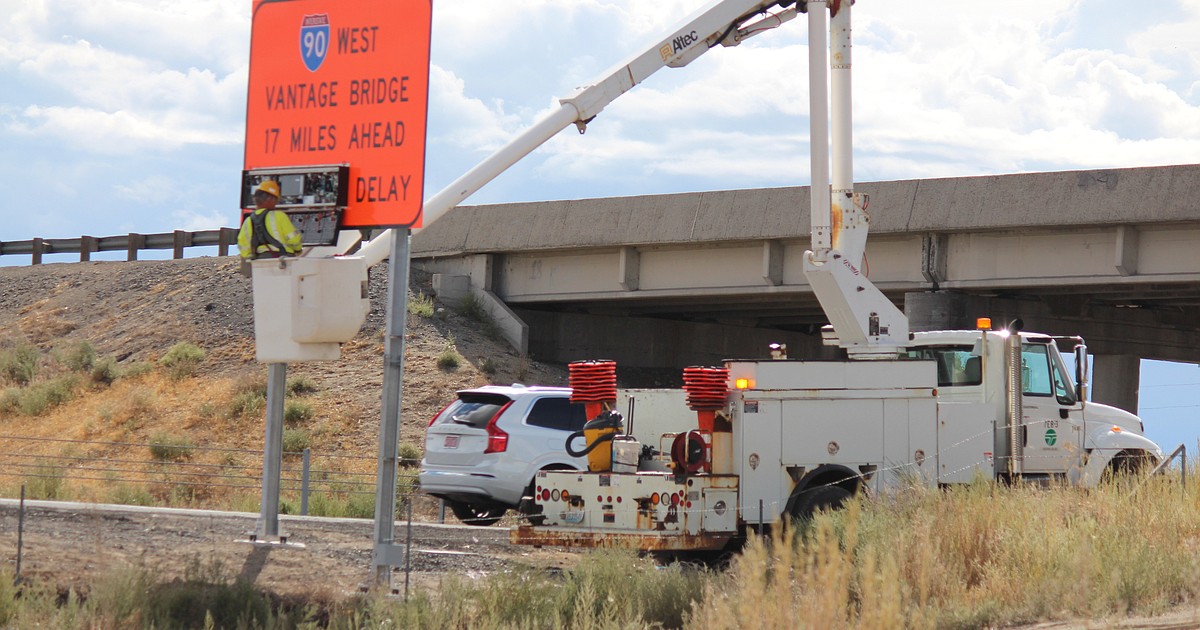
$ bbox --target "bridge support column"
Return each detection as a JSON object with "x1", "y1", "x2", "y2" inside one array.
[{"x1": 1091, "y1": 354, "x2": 1140, "y2": 414}]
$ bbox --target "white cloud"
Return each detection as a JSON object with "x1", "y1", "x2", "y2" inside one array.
[
  {"x1": 173, "y1": 209, "x2": 229, "y2": 232},
  {"x1": 11, "y1": 104, "x2": 241, "y2": 154},
  {"x1": 4, "y1": 0, "x2": 1200, "y2": 241}
]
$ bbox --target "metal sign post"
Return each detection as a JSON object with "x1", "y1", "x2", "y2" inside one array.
[
  {"x1": 372, "y1": 229, "x2": 412, "y2": 587},
  {"x1": 254, "y1": 362, "x2": 287, "y2": 541}
]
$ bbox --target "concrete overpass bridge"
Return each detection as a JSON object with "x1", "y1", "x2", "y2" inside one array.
[{"x1": 409, "y1": 164, "x2": 1200, "y2": 411}]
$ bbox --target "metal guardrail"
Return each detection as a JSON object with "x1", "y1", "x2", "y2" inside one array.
[
  {"x1": 1144, "y1": 443, "x2": 1187, "y2": 494},
  {"x1": 0, "y1": 228, "x2": 241, "y2": 264}
]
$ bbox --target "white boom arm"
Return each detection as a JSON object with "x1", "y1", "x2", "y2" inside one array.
[
  {"x1": 802, "y1": 0, "x2": 910, "y2": 359},
  {"x1": 356, "y1": 0, "x2": 801, "y2": 266}
]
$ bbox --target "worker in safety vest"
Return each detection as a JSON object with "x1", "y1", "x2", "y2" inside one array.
[{"x1": 237, "y1": 180, "x2": 302, "y2": 259}]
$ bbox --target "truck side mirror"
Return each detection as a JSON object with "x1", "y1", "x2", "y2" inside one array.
[{"x1": 1074, "y1": 343, "x2": 1089, "y2": 402}]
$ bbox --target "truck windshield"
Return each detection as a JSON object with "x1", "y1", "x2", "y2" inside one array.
[{"x1": 903, "y1": 346, "x2": 981, "y2": 386}]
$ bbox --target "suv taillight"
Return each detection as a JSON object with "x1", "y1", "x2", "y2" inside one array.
[{"x1": 483, "y1": 401, "x2": 514, "y2": 453}]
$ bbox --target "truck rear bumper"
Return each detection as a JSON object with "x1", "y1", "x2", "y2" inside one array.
[{"x1": 511, "y1": 525, "x2": 733, "y2": 551}]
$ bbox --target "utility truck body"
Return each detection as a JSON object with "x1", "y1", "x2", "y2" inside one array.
[{"x1": 514, "y1": 329, "x2": 1163, "y2": 551}]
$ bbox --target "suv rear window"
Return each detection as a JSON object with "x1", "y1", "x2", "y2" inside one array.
[
  {"x1": 525, "y1": 397, "x2": 588, "y2": 432},
  {"x1": 433, "y1": 393, "x2": 512, "y2": 428}
]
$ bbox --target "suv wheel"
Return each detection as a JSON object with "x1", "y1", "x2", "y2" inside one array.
[{"x1": 447, "y1": 500, "x2": 507, "y2": 527}]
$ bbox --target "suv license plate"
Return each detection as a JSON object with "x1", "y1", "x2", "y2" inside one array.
[{"x1": 443, "y1": 435, "x2": 460, "y2": 449}]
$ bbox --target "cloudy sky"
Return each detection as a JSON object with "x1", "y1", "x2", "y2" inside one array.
[{"x1": 2, "y1": 0, "x2": 1199, "y2": 447}]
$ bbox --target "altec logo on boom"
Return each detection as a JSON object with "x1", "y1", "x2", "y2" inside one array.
[{"x1": 659, "y1": 29, "x2": 699, "y2": 62}]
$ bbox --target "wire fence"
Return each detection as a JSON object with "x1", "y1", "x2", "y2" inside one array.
[{"x1": 0, "y1": 433, "x2": 442, "y2": 521}]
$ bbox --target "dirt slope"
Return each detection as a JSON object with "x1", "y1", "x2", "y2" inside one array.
[{"x1": 0, "y1": 256, "x2": 570, "y2": 485}]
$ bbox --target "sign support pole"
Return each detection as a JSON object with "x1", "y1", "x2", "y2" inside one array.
[
  {"x1": 256, "y1": 362, "x2": 287, "y2": 540},
  {"x1": 372, "y1": 229, "x2": 411, "y2": 587}
]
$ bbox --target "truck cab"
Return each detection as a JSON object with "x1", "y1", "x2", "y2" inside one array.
[{"x1": 906, "y1": 329, "x2": 1160, "y2": 487}]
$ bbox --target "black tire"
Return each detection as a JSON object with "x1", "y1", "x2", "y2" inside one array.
[
  {"x1": 1108, "y1": 449, "x2": 1154, "y2": 478},
  {"x1": 447, "y1": 500, "x2": 507, "y2": 527},
  {"x1": 791, "y1": 485, "x2": 852, "y2": 520}
]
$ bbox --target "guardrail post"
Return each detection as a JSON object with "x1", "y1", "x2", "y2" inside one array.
[
  {"x1": 218, "y1": 227, "x2": 238, "y2": 257},
  {"x1": 172, "y1": 230, "x2": 191, "y2": 259},
  {"x1": 31, "y1": 238, "x2": 43, "y2": 265},
  {"x1": 80, "y1": 236, "x2": 96, "y2": 262},
  {"x1": 300, "y1": 448, "x2": 311, "y2": 516},
  {"x1": 126, "y1": 233, "x2": 145, "y2": 261}
]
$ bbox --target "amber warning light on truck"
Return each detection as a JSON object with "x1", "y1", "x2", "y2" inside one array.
[{"x1": 243, "y1": 0, "x2": 432, "y2": 229}]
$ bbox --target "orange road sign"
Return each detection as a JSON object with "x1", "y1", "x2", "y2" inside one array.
[{"x1": 245, "y1": 0, "x2": 431, "y2": 228}]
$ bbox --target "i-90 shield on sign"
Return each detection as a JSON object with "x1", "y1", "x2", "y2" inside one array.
[{"x1": 299, "y1": 14, "x2": 330, "y2": 72}]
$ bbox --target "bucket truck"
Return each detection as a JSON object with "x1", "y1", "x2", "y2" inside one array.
[{"x1": 509, "y1": 0, "x2": 1165, "y2": 553}]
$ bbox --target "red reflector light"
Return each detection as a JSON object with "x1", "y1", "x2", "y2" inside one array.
[
  {"x1": 617, "y1": 496, "x2": 622, "y2": 503},
  {"x1": 597, "y1": 495, "x2": 603, "y2": 503}
]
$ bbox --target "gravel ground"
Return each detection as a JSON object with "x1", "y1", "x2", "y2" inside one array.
[{"x1": 0, "y1": 498, "x2": 577, "y2": 598}]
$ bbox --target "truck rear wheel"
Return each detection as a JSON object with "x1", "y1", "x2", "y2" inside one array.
[{"x1": 791, "y1": 485, "x2": 852, "y2": 520}]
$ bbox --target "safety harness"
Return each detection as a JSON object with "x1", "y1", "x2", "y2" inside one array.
[{"x1": 248, "y1": 210, "x2": 290, "y2": 259}]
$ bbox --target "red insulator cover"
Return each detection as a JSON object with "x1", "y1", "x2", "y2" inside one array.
[
  {"x1": 569, "y1": 360, "x2": 618, "y2": 403},
  {"x1": 683, "y1": 366, "x2": 729, "y2": 411}
]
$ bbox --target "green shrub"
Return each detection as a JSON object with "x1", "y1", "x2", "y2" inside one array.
[
  {"x1": 437, "y1": 345, "x2": 462, "y2": 371},
  {"x1": 0, "y1": 389, "x2": 19, "y2": 415},
  {"x1": 107, "y1": 484, "x2": 155, "y2": 507},
  {"x1": 149, "y1": 432, "x2": 195, "y2": 462},
  {"x1": 62, "y1": 341, "x2": 97, "y2": 372},
  {"x1": 408, "y1": 292, "x2": 436, "y2": 317},
  {"x1": 286, "y1": 375, "x2": 318, "y2": 395},
  {"x1": 399, "y1": 442, "x2": 422, "y2": 468},
  {"x1": 0, "y1": 343, "x2": 40, "y2": 386},
  {"x1": 17, "y1": 375, "x2": 79, "y2": 416},
  {"x1": 455, "y1": 292, "x2": 489, "y2": 322},
  {"x1": 309, "y1": 491, "x2": 378, "y2": 519},
  {"x1": 123, "y1": 361, "x2": 154, "y2": 379},
  {"x1": 480, "y1": 357, "x2": 499, "y2": 375},
  {"x1": 284, "y1": 400, "x2": 314, "y2": 424},
  {"x1": 196, "y1": 402, "x2": 216, "y2": 420},
  {"x1": 90, "y1": 356, "x2": 120, "y2": 385},
  {"x1": 24, "y1": 461, "x2": 68, "y2": 500},
  {"x1": 158, "y1": 342, "x2": 205, "y2": 379},
  {"x1": 228, "y1": 390, "x2": 265, "y2": 419},
  {"x1": 282, "y1": 428, "x2": 311, "y2": 455}
]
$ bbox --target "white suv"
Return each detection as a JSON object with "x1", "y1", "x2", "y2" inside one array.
[{"x1": 420, "y1": 384, "x2": 589, "y2": 526}]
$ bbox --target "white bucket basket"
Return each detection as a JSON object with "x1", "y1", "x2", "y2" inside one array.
[{"x1": 250, "y1": 256, "x2": 370, "y2": 362}]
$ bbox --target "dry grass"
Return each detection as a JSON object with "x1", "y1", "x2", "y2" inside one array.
[{"x1": 693, "y1": 475, "x2": 1200, "y2": 629}]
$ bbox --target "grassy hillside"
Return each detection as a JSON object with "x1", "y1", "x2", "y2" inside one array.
[{"x1": 0, "y1": 257, "x2": 569, "y2": 514}]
